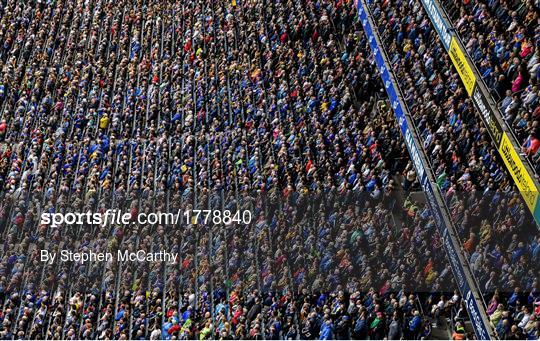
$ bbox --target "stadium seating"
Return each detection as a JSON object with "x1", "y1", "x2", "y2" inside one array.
[
  {"x1": 0, "y1": 0, "x2": 454, "y2": 339},
  {"x1": 0, "y1": 0, "x2": 538, "y2": 339}
]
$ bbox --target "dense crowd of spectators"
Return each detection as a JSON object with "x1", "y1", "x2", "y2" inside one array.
[
  {"x1": 0, "y1": 0, "x2": 472, "y2": 339},
  {"x1": 368, "y1": 0, "x2": 540, "y2": 339},
  {"x1": 442, "y1": 0, "x2": 540, "y2": 173}
]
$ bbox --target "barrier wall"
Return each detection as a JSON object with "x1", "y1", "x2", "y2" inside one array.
[
  {"x1": 418, "y1": 0, "x2": 540, "y2": 227},
  {"x1": 356, "y1": 0, "x2": 492, "y2": 339}
]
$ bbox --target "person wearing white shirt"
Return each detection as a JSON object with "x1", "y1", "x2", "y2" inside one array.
[{"x1": 517, "y1": 306, "x2": 531, "y2": 329}]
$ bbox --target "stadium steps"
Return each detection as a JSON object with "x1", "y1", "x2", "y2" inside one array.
[{"x1": 430, "y1": 318, "x2": 453, "y2": 340}]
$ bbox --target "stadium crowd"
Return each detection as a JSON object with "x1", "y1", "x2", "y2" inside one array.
[
  {"x1": 441, "y1": 0, "x2": 540, "y2": 173},
  {"x1": 367, "y1": 0, "x2": 540, "y2": 339},
  {"x1": 0, "y1": 0, "x2": 469, "y2": 339}
]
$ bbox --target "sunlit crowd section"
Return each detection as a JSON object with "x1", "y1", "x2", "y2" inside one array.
[{"x1": 0, "y1": 0, "x2": 538, "y2": 339}]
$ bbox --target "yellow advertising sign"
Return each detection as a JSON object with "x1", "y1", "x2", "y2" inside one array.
[
  {"x1": 449, "y1": 37, "x2": 476, "y2": 96},
  {"x1": 499, "y1": 132, "x2": 538, "y2": 211}
]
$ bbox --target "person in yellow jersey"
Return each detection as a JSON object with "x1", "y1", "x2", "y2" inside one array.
[{"x1": 99, "y1": 113, "x2": 109, "y2": 129}]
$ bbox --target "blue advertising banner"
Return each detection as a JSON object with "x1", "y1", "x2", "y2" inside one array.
[{"x1": 418, "y1": 0, "x2": 452, "y2": 49}]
